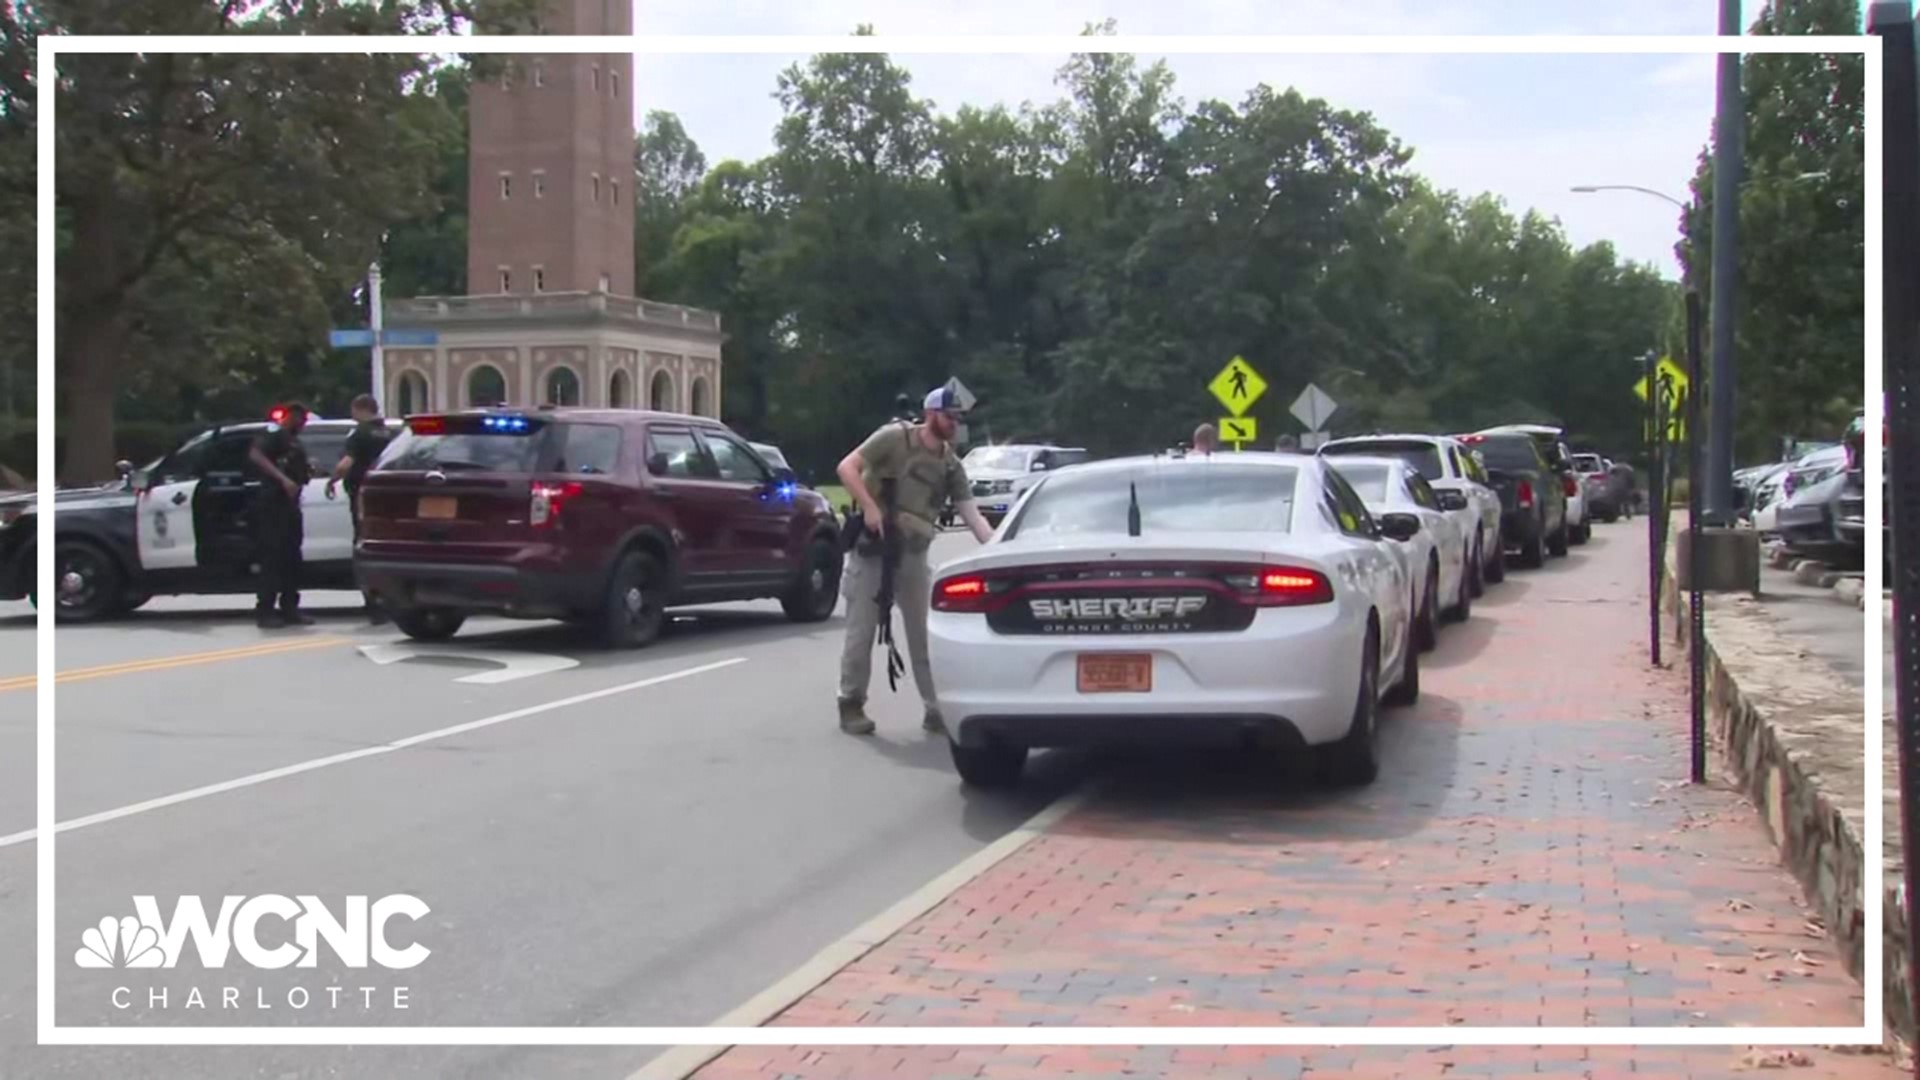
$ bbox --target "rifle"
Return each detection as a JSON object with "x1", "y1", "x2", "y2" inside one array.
[{"x1": 873, "y1": 475, "x2": 906, "y2": 692}]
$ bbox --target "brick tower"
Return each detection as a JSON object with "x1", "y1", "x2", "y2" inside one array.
[
  {"x1": 466, "y1": 0, "x2": 636, "y2": 297},
  {"x1": 380, "y1": 0, "x2": 723, "y2": 419}
]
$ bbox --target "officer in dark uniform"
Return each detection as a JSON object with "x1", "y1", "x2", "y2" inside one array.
[
  {"x1": 248, "y1": 402, "x2": 314, "y2": 629},
  {"x1": 326, "y1": 393, "x2": 392, "y2": 624}
]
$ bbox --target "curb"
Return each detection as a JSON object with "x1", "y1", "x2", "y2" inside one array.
[
  {"x1": 627, "y1": 782, "x2": 1103, "y2": 1080},
  {"x1": 1833, "y1": 577, "x2": 1867, "y2": 608}
]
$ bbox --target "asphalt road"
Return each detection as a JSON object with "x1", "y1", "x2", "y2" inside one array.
[
  {"x1": 0, "y1": 523, "x2": 1639, "y2": 1078},
  {"x1": 0, "y1": 532, "x2": 1087, "y2": 1078}
]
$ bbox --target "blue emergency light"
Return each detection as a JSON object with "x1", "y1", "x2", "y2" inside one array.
[{"x1": 482, "y1": 415, "x2": 531, "y2": 433}]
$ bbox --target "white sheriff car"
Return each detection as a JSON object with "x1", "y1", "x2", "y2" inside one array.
[
  {"x1": 927, "y1": 451, "x2": 1422, "y2": 789},
  {"x1": 1321, "y1": 455, "x2": 1473, "y2": 650},
  {"x1": 1318, "y1": 433, "x2": 1504, "y2": 591}
]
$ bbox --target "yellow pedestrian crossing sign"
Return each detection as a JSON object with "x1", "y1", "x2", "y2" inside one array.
[
  {"x1": 1209, "y1": 356, "x2": 1267, "y2": 416},
  {"x1": 1220, "y1": 416, "x2": 1258, "y2": 446},
  {"x1": 1632, "y1": 356, "x2": 1688, "y2": 404},
  {"x1": 1634, "y1": 356, "x2": 1690, "y2": 443}
]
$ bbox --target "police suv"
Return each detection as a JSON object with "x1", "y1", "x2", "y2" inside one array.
[{"x1": 0, "y1": 413, "x2": 398, "y2": 622}]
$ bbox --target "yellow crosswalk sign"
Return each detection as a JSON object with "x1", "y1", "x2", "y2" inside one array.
[
  {"x1": 1634, "y1": 356, "x2": 1690, "y2": 443},
  {"x1": 1209, "y1": 356, "x2": 1268, "y2": 417},
  {"x1": 1220, "y1": 416, "x2": 1258, "y2": 446}
]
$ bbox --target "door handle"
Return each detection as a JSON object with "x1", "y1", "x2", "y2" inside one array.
[
  {"x1": 171, "y1": 491, "x2": 188, "y2": 506},
  {"x1": 653, "y1": 488, "x2": 679, "y2": 500}
]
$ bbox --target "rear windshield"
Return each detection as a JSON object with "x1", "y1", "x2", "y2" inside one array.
[
  {"x1": 375, "y1": 418, "x2": 621, "y2": 475},
  {"x1": 1571, "y1": 454, "x2": 1605, "y2": 472},
  {"x1": 1325, "y1": 463, "x2": 1392, "y2": 503},
  {"x1": 1007, "y1": 464, "x2": 1298, "y2": 538},
  {"x1": 1322, "y1": 440, "x2": 1443, "y2": 480},
  {"x1": 965, "y1": 447, "x2": 1033, "y2": 472},
  {"x1": 1467, "y1": 436, "x2": 1542, "y2": 471}
]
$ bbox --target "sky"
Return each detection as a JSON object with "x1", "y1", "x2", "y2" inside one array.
[{"x1": 623, "y1": 0, "x2": 1861, "y2": 280}]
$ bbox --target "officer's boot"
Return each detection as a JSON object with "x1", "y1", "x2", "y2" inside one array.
[
  {"x1": 837, "y1": 698, "x2": 875, "y2": 736},
  {"x1": 256, "y1": 607, "x2": 286, "y2": 630}
]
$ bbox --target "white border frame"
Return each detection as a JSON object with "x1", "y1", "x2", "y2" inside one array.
[{"x1": 35, "y1": 31, "x2": 1882, "y2": 1048}]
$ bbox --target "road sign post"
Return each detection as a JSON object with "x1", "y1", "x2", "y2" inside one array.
[
  {"x1": 1644, "y1": 349, "x2": 1661, "y2": 669},
  {"x1": 1684, "y1": 288, "x2": 1706, "y2": 785},
  {"x1": 369, "y1": 262, "x2": 385, "y2": 406}
]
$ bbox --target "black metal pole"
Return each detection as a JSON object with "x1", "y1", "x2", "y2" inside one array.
[
  {"x1": 1706, "y1": 0, "x2": 1744, "y2": 524},
  {"x1": 1870, "y1": 1, "x2": 1920, "y2": 1053},
  {"x1": 1646, "y1": 349, "x2": 1663, "y2": 668},
  {"x1": 1685, "y1": 289, "x2": 1707, "y2": 784}
]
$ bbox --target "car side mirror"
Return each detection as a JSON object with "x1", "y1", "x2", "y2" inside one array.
[
  {"x1": 1379, "y1": 512, "x2": 1421, "y2": 542},
  {"x1": 114, "y1": 459, "x2": 134, "y2": 478},
  {"x1": 1435, "y1": 490, "x2": 1469, "y2": 512},
  {"x1": 647, "y1": 452, "x2": 669, "y2": 477},
  {"x1": 1031, "y1": 459, "x2": 1050, "y2": 472},
  {"x1": 129, "y1": 470, "x2": 152, "y2": 493},
  {"x1": 769, "y1": 466, "x2": 797, "y2": 489}
]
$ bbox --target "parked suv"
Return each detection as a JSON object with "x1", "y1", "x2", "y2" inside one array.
[
  {"x1": 354, "y1": 409, "x2": 844, "y2": 646},
  {"x1": 1457, "y1": 431, "x2": 1568, "y2": 568}
]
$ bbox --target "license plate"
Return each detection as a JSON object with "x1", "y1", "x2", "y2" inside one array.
[
  {"x1": 418, "y1": 495, "x2": 457, "y2": 520},
  {"x1": 1077, "y1": 653, "x2": 1152, "y2": 693}
]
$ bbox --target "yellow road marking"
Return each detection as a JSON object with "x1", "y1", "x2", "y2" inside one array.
[{"x1": 0, "y1": 636, "x2": 349, "y2": 693}]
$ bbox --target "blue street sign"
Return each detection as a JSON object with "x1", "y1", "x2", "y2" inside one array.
[
  {"x1": 328, "y1": 329, "x2": 376, "y2": 348},
  {"x1": 380, "y1": 328, "x2": 439, "y2": 346}
]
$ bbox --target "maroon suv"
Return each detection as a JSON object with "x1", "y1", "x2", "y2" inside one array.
[{"x1": 355, "y1": 408, "x2": 844, "y2": 646}]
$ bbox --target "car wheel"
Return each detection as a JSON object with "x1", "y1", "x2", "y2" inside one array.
[
  {"x1": 1447, "y1": 558, "x2": 1473, "y2": 623},
  {"x1": 393, "y1": 607, "x2": 465, "y2": 642},
  {"x1": 1517, "y1": 531, "x2": 1545, "y2": 569},
  {"x1": 950, "y1": 738, "x2": 1027, "y2": 789},
  {"x1": 1485, "y1": 535, "x2": 1507, "y2": 583},
  {"x1": 781, "y1": 539, "x2": 842, "y2": 623},
  {"x1": 1466, "y1": 541, "x2": 1486, "y2": 599},
  {"x1": 1548, "y1": 519, "x2": 1570, "y2": 557},
  {"x1": 1416, "y1": 563, "x2": 1439, "y2": 652},
  {"x1": 116, "y1": 590, "x2": 152, "y2": 615},
  {"x1": 1326, "y1": 625, "x2": 1382, "y2": 786},
  {"x1": 52, "y1": 540, "x2": 123, "y2": 624},
  {"x1": 599, "y1": 550, "x2": 666, "y2": 649},
  {"x1": 1383, "y1": 608, "x2": 1421, "y2": 707},
  {"x1": 1571, "y1": 520, "x2": 1591, "y2": 545}
]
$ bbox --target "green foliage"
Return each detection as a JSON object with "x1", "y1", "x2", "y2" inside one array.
[{"x1": 1682, "y1": 0, "x2": 1865, "y2": 461}]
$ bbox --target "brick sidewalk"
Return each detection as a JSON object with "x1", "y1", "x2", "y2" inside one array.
[{"x1": 689, "y1": 529, "x2": 1900, "y2": 1079}]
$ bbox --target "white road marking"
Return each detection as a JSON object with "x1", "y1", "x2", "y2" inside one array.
[
  {"x1": 627, "y1": 779, "x2": 1103, "y2": 1080},
  {"x1": 357, "y1": 642, "x2": 581, "y2": 684},
  {"x1": 0, "y1": 656, "x2": 747, "y2": 849}
]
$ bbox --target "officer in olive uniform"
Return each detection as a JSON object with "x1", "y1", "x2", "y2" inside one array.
[
  {"x1": 248, "y1": 402, "x2": 315, "y2": 628},
  {"x1": 326, "y1": 393, "x2": 393, "y2": 624},
  {"x1": 834, "y1": 382, "x2": 996, "y2": 736}
]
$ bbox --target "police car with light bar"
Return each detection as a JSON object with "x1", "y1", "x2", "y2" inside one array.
[
  {"x1": 927, "y1": 451, "x2": 1423, "y2": 789},
  {"x1": 0, "y1": 411, "x2": 398, "y2": 622}
]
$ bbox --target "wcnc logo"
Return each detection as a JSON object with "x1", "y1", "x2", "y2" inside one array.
[{"x1": 77, "y1": 896, "x2": 430, "y2": 1013}]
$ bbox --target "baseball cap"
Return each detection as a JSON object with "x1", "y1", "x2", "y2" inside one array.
[{"x1": 923, "y1": 377, "x2": 977, "y2": 414}]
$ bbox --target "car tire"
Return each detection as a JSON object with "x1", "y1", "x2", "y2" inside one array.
[
  {"x1": 393, "y1": 607, "x2": 465, "y2": 642},
  {"x1": 1517, "y1": 531, "x2": 1545, "y2": 569},
  {"x1": 52, "y1": 539, "x2": 124, "y2": 624},
  {"x1": 1548, "y1": 519, "x2": 1570, "y2": 557},
  {"x1": 1416, "y1": 563, "x2": 1439, "y2": 652},
  {"x1": 781, "y1": 539, "x2": 842, "y2": 623},
  {"x1": 1325, "y1": 625, "x2": 1382, "y2": 786},
  {"x1": 1446, "y1": 559, "x2": 1473, "y2": 623},
  {"x1": 599, "y1": 550, "x2": 667, "y2": 649},
  {"x1": 950, "y1": 738, "x2": 1027, "y2": 789},
  {"x1": 117, "y1": 590, "x2": 152, "y2": 615},
  {"x1": 1571, "y1": 520, "x2": 1591, "y2": 545},
  {"x1": 1485, "y1": 535, "x2": 1507, "y2": 583},
  {"x1": 1465, "y1": 541, "x2": 1485, "y2": 599},
  {"x1": 1383, "y1": 611, "x2": 1420, "y2": 708}
]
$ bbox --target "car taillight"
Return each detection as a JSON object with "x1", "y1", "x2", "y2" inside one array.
[
  {"x1": 409, "y1": 416, "x2": 446, "y2": 434},
  {"x1": 1517, "y1": 481, "x2": 1534, "y2": 508},
  {"x1": 530, "y1": 481, "x2": 582, "y2": 527},
  {"x1": 933, "y1": 573, "x2": 1000, "y2": 613},
  {"x1": 1562, "y1": 475, "x2": 1578, "y2": 497},
  {"x1": 1254, "y1": 567, "x2": 1333, "y2": 606}
]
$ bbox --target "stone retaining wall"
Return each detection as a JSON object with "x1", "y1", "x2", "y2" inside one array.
[{"x1": 1660, "y1": 548, "x2": 1897, "y2": 1033}]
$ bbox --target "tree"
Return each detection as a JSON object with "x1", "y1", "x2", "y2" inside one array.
[
  {"x1": 1681, "y1": 0, "x2": 1864, "y2": 459},
  {"x1": 634, "y1": 109, "x2": 708, "y2": 295},
  {"x1": 48, "y1": 0, "x2": 538, "y2": 483}
]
